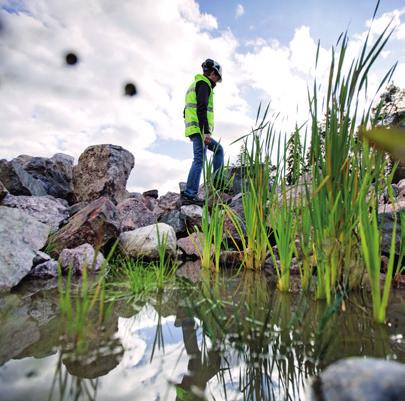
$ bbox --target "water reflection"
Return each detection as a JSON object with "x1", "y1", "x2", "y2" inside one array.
[{"x1": 0, "y1": 272, "x2": 404, "y2": 401}]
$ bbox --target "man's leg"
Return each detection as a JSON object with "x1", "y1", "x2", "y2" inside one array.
[
  {"x1": 184, "y1": 134, "x2": 205, "y2": 198},
  {"x1": 207, "y1": 138, "x2": 224, "y2": 190}
]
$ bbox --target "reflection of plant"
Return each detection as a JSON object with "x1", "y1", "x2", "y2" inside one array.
[
  {"x1": 48, "y1": 352, "x2": 99, "y2": 401},
  {"x1": 58, "y1": 242, "x2": 117, "y2": 353}
]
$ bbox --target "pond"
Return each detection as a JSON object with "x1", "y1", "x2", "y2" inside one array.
[{"x1": 0, "y1": 270, "x2": 404, "y2": 401}]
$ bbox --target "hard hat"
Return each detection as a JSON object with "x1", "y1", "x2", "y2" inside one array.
[{"x1": 202, "y1": 58, "x2": 222, "y2": 81}]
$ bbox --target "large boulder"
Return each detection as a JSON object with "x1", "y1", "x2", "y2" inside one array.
[
  {"x1": 117, "y1": 197, "x2": 157, "y2": 232},
  {"x1": 119, "y1": 223, "x2": 176, "y2": 259},
  {"x1": 0, "y1": 207, "x2": 51, "y2": 291},
  {"x1": 1, "y1": 193, "x2": 69, "y2": 232},
  {"x1": 13, "y1": 153, "x2": 75, "y2": 203},
  {"x1": 48, "y1": 197, "x2": 120, "y2": 256},
  {"x1": 0, "y1": 159, "x2": 48, "y2": 196},
  {"x1": 73, "y1": 144, "x2": 134, "y2": 204},
  {"x1": 59, "y1": 243, "x2": 105, "y2": 275},
  {"x1": 309, "y1": 357, "x2": 405, "y2": 401}
]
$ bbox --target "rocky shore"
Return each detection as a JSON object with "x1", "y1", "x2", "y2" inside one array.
[{"x1": 0, "y1": 143, "x2": 404, "y2": 292}]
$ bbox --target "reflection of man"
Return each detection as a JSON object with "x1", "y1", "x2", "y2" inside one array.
[
  {"x1": 181, "y1": 58, "x2": 224, "y2": 206},
  {"x1": 175, "y1": 308, "x2": 221, "y2": 401}
]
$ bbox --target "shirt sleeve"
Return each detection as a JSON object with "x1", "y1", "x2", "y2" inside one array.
[{"x1": 195, "y1": 80, "x2": 211, "y2": 135}]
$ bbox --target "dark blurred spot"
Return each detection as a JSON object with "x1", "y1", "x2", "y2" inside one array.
[
  {"x1": 0, "y1": 18, "x2": 4, "y2": 34},
  {"x1": 26, "y1": 370, "x2": 37, "y2": 378},
  {"x1": 124, "y1": 82, "x2": 137, "y2": 96},
  {"x1": 65, "y1": 52, "x2": 79, "y2": 66}
]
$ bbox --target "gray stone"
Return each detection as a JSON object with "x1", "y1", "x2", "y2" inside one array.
[
  {"x1": 159, "y1": 209, "x2": 186, "y2": 237},
  {"x1": 117, "y1": 197, "x2": 157, "y2": 232},
  {"x1": 177, "y1": 233, "x2": 210, "y2": 258},
  {"x1": 59, "y1": 243, "x2": 105, "y2": 275},
  {"x1": 29, "y1": 260, "x2": 58, "y2": 278},
  {"x1": 180, "y1": 204, "x2": 203, "y2": 230},
  {"x1": 32, "y1": 251, "x2": 52, "y2": 266},
  {"x1": 143, "y1": 189, "x2": 158, "y2": 199},
  {"x1": 0, "y1": 159, "x2": 48, "y2": 196},
  {"x1": 0, "y1": 207, "x2": 51, "y2": 291},
  {"x1": 309, "y1": 357, "x2": 405, "y2": 401},
  {"x1": 1, "y1": 193, "x2": 69, "y2": 232},
  {"x1": 378, "y1": 199, "x2": 405, "y2": 256},
  {"x1": 119, "y1": 223, "x2": 177, "y2": 259},
  {"x1": 73, "y1": 144, "x2": 134, "y2": 204},
  {"x1": 48, "y1": 197, "x2": 120, "y2": 256},
  {"x1": 158, "y1": 191, "x2": 180, "y2": 212},
  {"x1": 13, "y1": 153, "x2": 75, "y2": 203},
  {"x1": 0, "y1": 180, "x2": 7, "y2": 201},
  {"x1": 224, "y1": 194, "x2": 245, "y2": 241}
]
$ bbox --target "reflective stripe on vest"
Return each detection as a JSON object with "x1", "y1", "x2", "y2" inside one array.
[{"x1": 184, "y1": 74, "x2": 214, "y2": 137}]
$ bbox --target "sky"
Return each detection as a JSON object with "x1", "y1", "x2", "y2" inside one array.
[{"x1": 0, "y1": 0, "x2": 404, "y2": 194}]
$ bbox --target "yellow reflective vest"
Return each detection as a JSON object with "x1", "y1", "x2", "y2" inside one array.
[{"x1": 184, "y1": 74, "x2": 214, "y2": 137}]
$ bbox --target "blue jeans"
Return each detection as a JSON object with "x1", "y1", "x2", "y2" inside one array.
[{"x1": 184, "y1": 134, "x2": 224, "y2": 197}]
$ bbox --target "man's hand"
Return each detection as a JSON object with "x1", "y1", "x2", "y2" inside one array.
[{"x1": 204, "y1": 134, "x2": 212, "y2": 145}]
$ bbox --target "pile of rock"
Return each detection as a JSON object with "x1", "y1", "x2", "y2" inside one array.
[{"x1": 1, "y1": 144, "x2": 404, "y2": 292}]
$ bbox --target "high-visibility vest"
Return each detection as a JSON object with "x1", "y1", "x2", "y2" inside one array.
[{"x1": 184, "y1": 74, "x2": 214, "y2": 137}]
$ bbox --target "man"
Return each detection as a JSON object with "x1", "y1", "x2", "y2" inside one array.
[{"x1": 181, "y1": 58, "x2": 224, "y2": 206}]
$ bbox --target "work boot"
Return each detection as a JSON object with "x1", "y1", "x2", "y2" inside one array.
[{"x1": 180, "y1": 192, "x2": 205, "y2": 207}]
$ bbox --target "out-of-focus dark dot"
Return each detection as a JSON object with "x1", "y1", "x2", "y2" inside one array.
[
  {"x1": 65, "y1": 52, "x2": 78, "y2": 66},
  {"x1": 124, "y1": 82, "x2": 137, "y2": 96}
]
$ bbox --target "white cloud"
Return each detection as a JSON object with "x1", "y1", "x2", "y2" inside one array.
[
  {"x1": 235, "y1": 4, "x2": 244, "y2": 19},
  {"x1": 0, "y1": 1, "x2": 404, "y2": 193}
]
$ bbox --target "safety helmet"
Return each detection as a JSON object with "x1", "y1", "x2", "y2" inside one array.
[{"x1": 202, "y1": 58, "x2": 222, "y2": 82}]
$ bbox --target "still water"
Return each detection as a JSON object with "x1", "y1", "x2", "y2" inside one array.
[{"x1": 0, "y1": 271, "x2": 404, "y2": 401}]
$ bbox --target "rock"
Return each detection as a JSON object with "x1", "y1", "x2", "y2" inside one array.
[
  {"x1": 177, "y1": 233, "x2": 208, "y2": 258},
  {"x1": 159, "y1": 210, "x2": 186, "y2": 237},
  {"x1": 1, "y1": 193, "x2": 69, "y2": 232},
  {"x1": 394, "y1": 272, "x2": 405, "y2": 288},
  {"x1": 309, "y1": 357, "x2": 405, "y2": 401},
  {"x1": 68, "y1": 201, "x2": 89, "y2": 217},
  {"x1": 397, "y1": 178, "x2": 405, "y2": 191},
  {"x1": 176, "y1": 260, "x2": 202, "y2": 284},
  {"x1": 0, "y1": 180, "x2": 7, "y2": 201},
  {"x1": 119, "y1": 223, "x2": 176, "y2": 259},
  {"x1": 59, "y1": 243, "x2": 106, "y2": 275},
  {"x1": 0, "y1": 207, "x2": 51, "y2": 291},
  {"x1": 73, "y1": 144, "x2": 134, "y2": 204},
  {"x1": 224, "y1": 194, "x2": 245, "y2": 242},
  {"x1": 117, "y1": 197, "x2": 157, "y2": 232},
  {"x1": 13, "y1": 153, "x2": 75, "y2": 203},
  {"x1": 29, "y1": 260, "x2": 58, "y2": 278},
  {"x1": 0, "y1": 159, "x2": 48, "y2": 196},
  {"x1": 158, "y1": 191, "x2": 180, "y2": 212},
  {"x1": 48, "y1": 197, "x2": 120, "y2": 256},
  {"x1": 180, "y1": 205, "x2": 203, "y2": 230},
  {"x1": 143, "y1": 189, "x2": 158, "y2": 199},
  {"x1": 32, "y1": 251, "x2": 52, "y2": 266},
  {"x1": 220, "y1": 250, "x2": 243, "y2": 268},
  {"x1": 378, "y1": 199, "x2": 405, "y2": 256}
]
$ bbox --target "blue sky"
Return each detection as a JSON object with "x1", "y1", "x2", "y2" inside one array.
[
  {"x1": 0, "y1": 0, "x2": 404, "y2": 194},
  {"x1": 199, "y1": 0, "x2": 405, "y2": 45}
]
